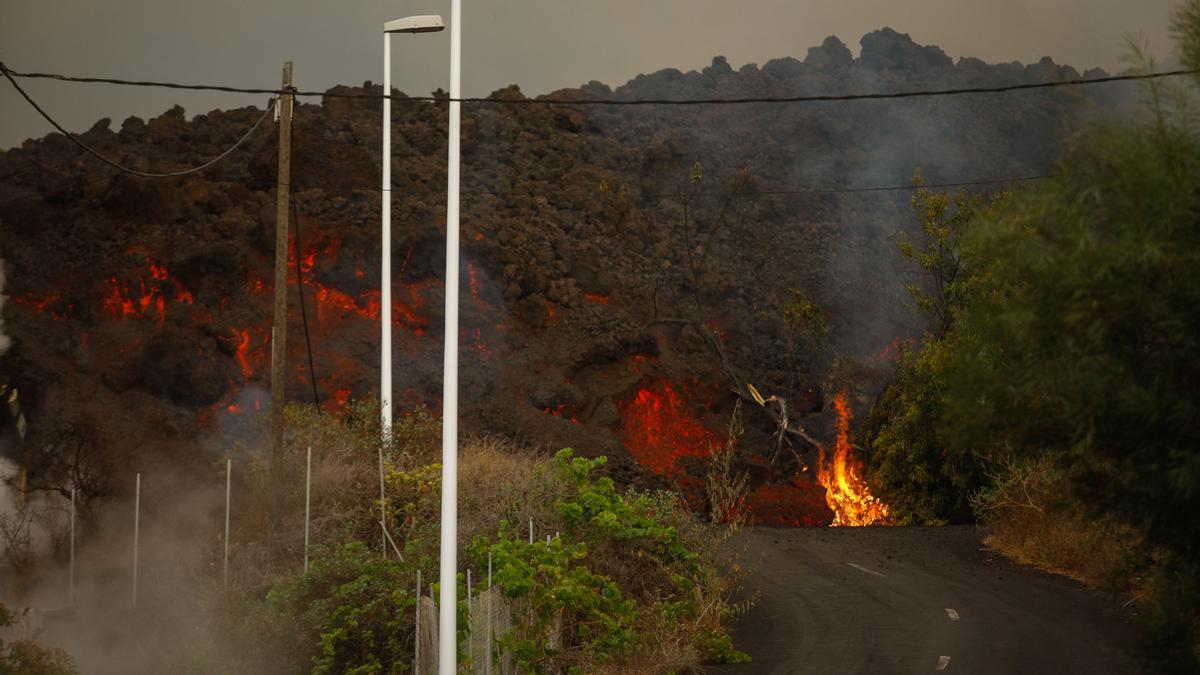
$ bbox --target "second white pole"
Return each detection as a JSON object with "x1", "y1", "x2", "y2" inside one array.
[
  {"x1": 438, "y1": 0, "x2": 463, "y2": 671},
  {"x1": 379, "y1": 447, "x2": 387, "y2": 556},
  {"x1": 224, "y1": 459, "x2": 232, "y2": 584},
  {"x1": 132, "y1": 472, "x2": 140, "y2": 607},
  {"x1": 69, "y1": 487, "x2": 75, "y2": 607},
  {"x1": 380, "y1": 31, "x2": 394, "y2": 437}
]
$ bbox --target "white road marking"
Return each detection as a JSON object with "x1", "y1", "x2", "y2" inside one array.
[
  {"x1": 936, "y1": 655, "x2": 951, "y2": 670},
  {"x1": 945, "y1": 608, "x2": 960, "y2": 621},
  {"x1": 846, "y1": 562, "x2": 886, "y2": 577}
]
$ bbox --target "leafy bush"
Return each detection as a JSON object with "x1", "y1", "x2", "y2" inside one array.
[
  {"x1": 0, "y1": 602, "x2": 78, "y2": 675},
  {"x1": 266, "y1": 542, "x2": 415, "y2": 674},
  {"x1": 468, "y1": 449, "x2": 747, "y2": 672}
]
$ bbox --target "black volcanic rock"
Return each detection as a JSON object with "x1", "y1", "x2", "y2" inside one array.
[
  {"x1": 703, "y1": 55, "x2": 735, "y2": 78},
  {"x1": 806, "y1": 36, "x2": 854, "y2": 69},
  {"x1": 859, "y1": 28, "x2": 953, "y2": 71}
]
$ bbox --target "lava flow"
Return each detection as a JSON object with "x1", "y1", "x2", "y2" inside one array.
[
  {"x1": 100, "y1": 255, "x2": 194, "y2": 327},
  {"x1": 618, "y1": 380, "x2": 719, "y2": 478},
  {"x1": 618, "y1": 361, "x2": 829, "y2": 525},
  {"x1": 816, "y1": 389, "x2": 891, "y2": 526}
]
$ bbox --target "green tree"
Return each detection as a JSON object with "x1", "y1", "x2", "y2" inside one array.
[
  {"x1": 938, "y1": 110, "x2": 1200, "y2": 668},
  {"x1": 867, "y1": 174, "x2": 1002, "y2": 524}
]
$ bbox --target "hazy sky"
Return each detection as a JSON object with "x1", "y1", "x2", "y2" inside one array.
[{"x1": 0, "y1": 1, "x2": 1183, "y2": 149}]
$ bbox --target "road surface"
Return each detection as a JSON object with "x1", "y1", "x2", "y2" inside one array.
[{"x1": 708, "y1": 526, "x2": 1133, "y2": 674}]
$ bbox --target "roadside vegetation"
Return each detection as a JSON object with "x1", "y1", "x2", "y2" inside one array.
[
  {"x1": 0, "y1": 602, "x2": 77, "y2": 674},
  {"x1": 867, "y1": 3, "x2": 1200, "y2": 670},
  {"x1": 190, "y1": 402, "x2": 749, "y2": 673}
]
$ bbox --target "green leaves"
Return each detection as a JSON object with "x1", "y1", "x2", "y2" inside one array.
[
  {"x1": 468, "y1": 530, "x2": 636, "y2": 670},
  {"x1": 268, "y1": 542, "x2": 415, "y2": 674},
  {"x1": 464, "y1": 449, "x2": 723, "y2": 670}
]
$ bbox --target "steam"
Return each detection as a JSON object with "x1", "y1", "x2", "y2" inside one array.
[{"x1": 0, "y1": 258, "x2": 10, "y2": 357}]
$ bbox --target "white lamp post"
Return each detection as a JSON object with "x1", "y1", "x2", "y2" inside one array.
[
  {"x1": 382, "y1": 11, "x2": 462, "y2": 674},
  {"x1": 438, "y1": 2, "x2": 462, "y2": 673},
  {"x1": 382, "y1": 14, "x2": 444, "y2": 438}
]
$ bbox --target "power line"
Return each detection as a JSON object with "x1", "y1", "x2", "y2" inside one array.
[
  {"x1": 3, "y1": 60, "x2": 1196, "y2": 106},
  {"x1": 292, "y1": 191, "x2": 322, "y2": 411},
  {"x1": 2, "y1": 64, "x2": 275, "y2": 178},
  {"x1": 2, "y1": 61, "x2": 1054, "y2": 197}
]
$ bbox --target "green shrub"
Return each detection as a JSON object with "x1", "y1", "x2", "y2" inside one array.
[
  {"x1": 267, "y1": 542, "x2": 415, "y2": 674},
  {"x1": 0, "y1": 603, "x2": 78, "y2": 675}
]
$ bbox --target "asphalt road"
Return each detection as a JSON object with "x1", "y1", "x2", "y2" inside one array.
[{"x1": 707, "y1": 526, "x2": 1134, "y2": 675}]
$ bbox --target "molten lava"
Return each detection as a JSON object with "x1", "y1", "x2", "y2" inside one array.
[
  {"x1": 816, "y1": 390, "x2": 890, "y2": 526},
  {"x1": 619, "y1": 381, "x2": 719, "y2": 477},
  {"x1": 97, "y1": 256, "x2": 195, "y2": 329},
  {"x1": 542, "y1": 402, "x2": 580, "y2": 424}
]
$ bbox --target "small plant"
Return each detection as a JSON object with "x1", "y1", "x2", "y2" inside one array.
[
  {"x1": 0, "y1": 602, "x2": 78, "y2": 674},
  {"x1": 706, "y1": 400, "x2": 749, "y2": 526}
]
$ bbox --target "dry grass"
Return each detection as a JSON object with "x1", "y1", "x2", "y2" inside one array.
[
  {"x1": 975, "y1": 456, "x2": 1140, "y2": 591},
  {"x1": 457, "y1": 436, "x2": 568, "y2": 548}
]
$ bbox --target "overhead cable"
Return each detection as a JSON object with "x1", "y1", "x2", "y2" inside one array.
[
  {"x1": 2, "y1": 64, "x2": 275, "y2": 178},
  {"x1": 3, "y1": 60, "x2": 1196, "y2": 106}
]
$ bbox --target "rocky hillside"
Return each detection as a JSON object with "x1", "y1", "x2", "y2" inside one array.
[{"x1": 0, "y1": 28, "x2": 1126, "y2": 524}]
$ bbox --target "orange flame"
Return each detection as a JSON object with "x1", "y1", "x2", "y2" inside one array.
[{"x1": 816, "y1": 390, "x2": 890, "y2": 526}]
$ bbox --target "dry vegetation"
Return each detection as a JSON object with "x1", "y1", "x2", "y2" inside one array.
[
  {"x1": 972, "y1": 457, "x2": 1143, "y2": 592},
  {"x1": 191, "y1": 400, "x2": 749, "y2": 673}
]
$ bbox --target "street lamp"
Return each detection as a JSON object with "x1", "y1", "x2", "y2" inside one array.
[
  {"x1": 381, "y1": 13, "x2": 444, "y2": 437},
  {"x1": 382, "y1": 10, "x2": 462, "y2": 675},
  {"x1": 438, "y1": 3, "x2": 462, "y2": 673}
]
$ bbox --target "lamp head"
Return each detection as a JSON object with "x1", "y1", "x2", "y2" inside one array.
[{"x1": 385, "y1": 15, "x2": 445, "y2": 33}]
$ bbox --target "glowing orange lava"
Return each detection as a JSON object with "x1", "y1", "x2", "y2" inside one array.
[
  {"x1": 816, "y1": 390, "x2": 890, "y2": 526},
  {"x1": 99, "y1": 257, "x2": 193, "y2": 325},
  {"x1": 467, "y1": 263, "x2": 485, "y2": 307},
  {"x1": 542, "y1": 403, "x2": 580, "y2": 424},
  {"x1": 618, "y1": 380, "x2": 719, "y2": 478},
  {"x1": 232, "y1": 329, "x2": 254, "y2": 378}
]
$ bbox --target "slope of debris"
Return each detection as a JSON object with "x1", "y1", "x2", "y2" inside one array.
[{"x1": 0, "y1": 28, "x2": 1121, "y2": 523}]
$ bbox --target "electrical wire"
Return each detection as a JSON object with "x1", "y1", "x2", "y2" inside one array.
[
  {"x1": 2, "y1": 64, "x2": 275, "y2": 178},
  {"x1": 292, "y1": 189, "x2": 322, "y2": 411},
  {"x1": 2, "y1": 62, "x2": 1058, "y2": 197},
  {"x1": 3, "y1": 60, "x2": 1196, "y2": 106}
]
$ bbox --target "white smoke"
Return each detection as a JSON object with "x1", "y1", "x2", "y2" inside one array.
[{"x1": 0, "y1": 258, "x2": 9, "y2": 356}]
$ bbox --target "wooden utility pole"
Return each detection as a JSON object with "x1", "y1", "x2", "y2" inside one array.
[{"x1": 270, "y1": 61, "x2": 294, "y2": 470}]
